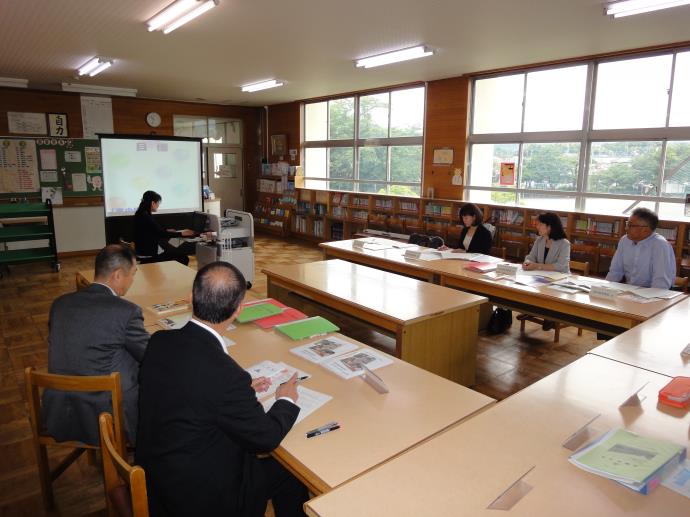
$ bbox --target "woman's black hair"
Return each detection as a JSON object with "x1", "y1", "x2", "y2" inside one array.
[
  {"x1": 458, "y1": 203, "x2": 483, "y2": 227},
  {"x1": 538, "y1": 212, "x2": 567, "y2": 241},
  {"x1": 136, "y1": 190, "x2": 162, "y2": 214}
]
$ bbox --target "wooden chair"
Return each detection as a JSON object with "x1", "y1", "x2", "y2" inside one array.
[
  {"x1": 518, "y1": 260, "x2": 590, "y2": 343},
  {"x1": 570, "y1": 243, "x2": 599, "y2": 275},
  {"x1": 75, "y1": 272, "x2": 91, "y2": 290},
  {"x1": 24, "y1": 367, "x2": 126, "y2": 510},
  {"x1": 500, "y1": 235, "x2": 530, "y2": 261},
  {"x1": 674, "y1": 275, "x2": 689, "y2": 293},
  {"x1": 490, "y1": 246, "x2": 507, "y2": 260},
  {"x1": 99, "y1": 413, "x2": 149, "y2": 517}
]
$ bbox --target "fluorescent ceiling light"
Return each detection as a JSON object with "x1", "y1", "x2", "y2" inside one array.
[
  {"x1": 605, "y1": 0, "x2": 690, "y2": 17},
  {"x1": 147, "y1": 0, "x2": 219, "y2": 34},
  {"x1": 355, "y1": 45, "x2": 435, "y2": 69},
  {"x1": 61, "y1": 82, "x2": 137, "y2": 97},
  {"x1": 147, "y1": 0, "x2": 197, "y2": 31},
  {"x1": 0, "y1": 77, "x2": 28, "y2": 88},
  {"x1": 77, "y1": 57, "x2": 113, "y2": 77},
  {"x1": 241, "y1": 79, "x2": 284, "y2": 92}
]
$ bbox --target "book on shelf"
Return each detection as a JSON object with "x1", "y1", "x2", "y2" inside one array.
[
  {"x1": 150, "y1": 298, "x2": 190, "y2": 315},
  {"x1": 569, "y1": 428, "x2": 686, "y2": 494},
  {"x1": 656, "y1": 227, "x2": 678, "y2": 242}
]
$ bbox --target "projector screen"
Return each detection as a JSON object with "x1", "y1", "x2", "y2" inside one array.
[{"x1": 101, "y1": 135, "x2": 202, "y2": 217}]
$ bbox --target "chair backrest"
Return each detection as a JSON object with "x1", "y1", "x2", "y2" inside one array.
[
  {"x1": 24, "y1": 367, "x2": 126, "y2": 456},
  {"x1": 408, "y1": 233, "x2": 430, "y2": 247},
  {"x1": 569, "y1": 260, "x2": 590, "y2": 277},
  {"x1": 674, "y1": 276, "x2": 689, "y2": 293},
  {"x1": 75, "y1": 272, "x2": 91, "y2": 291},
  {"x1": 99, "y1": 413, "x2": 149, "y2": 517},
  {"x1": 490, "y1": 246, "x2": 507, "y2": 260},
  {"x1": 427, "y1": 236, "x2": 445, "y2": 249}
]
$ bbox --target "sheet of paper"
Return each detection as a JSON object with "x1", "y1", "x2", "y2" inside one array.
[
  {"x1": 290, "y1": 336, "x2": 359, "y2": 364},
  {"x1": 41, "y1": 186, "x2": 62, "y2": 204},
  {"x1": 546, "y1": 284, "x2": 581, "y2": 294},
  {"x1": 39, "y1": 148, "x2": 57, "y2": 169},
  {"x1": 40, "y1": 170, "x2": 58, "y2": 182},
  {"x1": 81, "y1": 96, "x2": 113, "y2": 139},
  {"x1": 632, "y1": 287, "x2": 683, "y2": 300},
  {"x1": 662, "y1": 459, "x2": 690, "y2": 499},
  {"x1": 246, "y1": 360, "x2": 311, "y2": 399},
  {"x1": 618, "y1": 293, "x2": 661, "y2": 304},
  {"x1": 157, "y1": 312, "x2": 191, "y2": 330},
  {"x1": 64, "y1": 150, "x2": 81, "y2": 163},
  {"x1": 322, "y1": 349, "x2": 394, "y2": 380},
  {"x1": 438, "y1": 251, "x2": 478, "y2": 260},
  {"x1": 263, "y1": 385, "x2": 332, "y2": 424},
  {"x1": 84, "y1": 146, "x2": 102, "y2": 173},
  {"x1": 71, "y1": 172, "x2": 87, "y2": 192}
]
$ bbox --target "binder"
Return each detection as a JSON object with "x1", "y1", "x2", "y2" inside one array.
[
  {"x1": 274, "y1": 316, "x2": 339, "y2": 340},
  {"x1": 236, "y1": 302, "x2": 283, "y2": 323}
]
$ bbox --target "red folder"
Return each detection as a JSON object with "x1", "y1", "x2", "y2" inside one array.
[{"x1": 658, "y1": 376, "x2": 690, "y2": 408}]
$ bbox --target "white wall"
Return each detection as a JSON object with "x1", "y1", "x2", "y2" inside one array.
[{"x1": 54, "y1": 206, "x2": 106, "y2": 253}]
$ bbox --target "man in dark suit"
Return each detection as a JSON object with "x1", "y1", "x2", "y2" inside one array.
[
  {"x1": 43, "y1": 244, "x2": 148, "y2": 445},
  {"x1": 136, "y1": 262, "x2": 307, "y2": 517}
]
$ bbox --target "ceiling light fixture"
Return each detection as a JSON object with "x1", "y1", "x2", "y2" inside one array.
[
  {"x1": 0, "y1": 77, "x2": 28, "y2": 88},
  {"x1": 61, "y1": 83, "x2": 137, "y2": 97},
  {"x1": 241, "y1": 79, "x2": 284, "y2": 92},
  {"x1": 146, "y1": 0, "x2": 219, "y2": 34},
  {"x1": 77, "y1": 57, "x2": 113, "y2": 77},
  {"x1": 605, "y1": 0, "x2": 690, "y2": 17},
  {"x1": 355, "y1": 45, "x2": 435, "y2": 69}
]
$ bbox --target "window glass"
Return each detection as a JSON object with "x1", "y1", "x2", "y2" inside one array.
[
  {"x1": 305, "y1": 102, "x2": 327, "y2": 141},
  {"x1": 472, "y1": 74, "x2": 524, "y2": 134},
  {"x1": 593, "y1": 55, "x2": 673, "y2": 129},
  {"x1": 520, "y1": 142, "x2": 579, "y2": 191},
  {"x1": 173, "y1": 116, "x2": 208, "y2": 139},
  {"x1": 327, "y1": 147, "x2": 354, "y2": 191},
  {"x1": 670, "y1": 51, "x2": 690, "y2": 127},
  {"x1": 390, "y1": 145, "x2": 422, "y2": 185},
  {"x1": 304, "y1": 148, "x2": 327, "y2": 179},
  {"x1": 359, "y1": 146, "x2": 387, "y2": 182},
  {"x1": 359, "y1": 93, "x2": 390, "y2": 139},
  {"x1": 587, "y1": 141, "x2": 662, "y2": 195},
  {"x1": 662, "y1": 141, "x2": 690, "y2": 198},
  {"x1": 583, "y1": 197, "x2": 656, "y2": 216},
  {"x1": 524, "y1": 66, "x2": 587, "y2": 131},
  {"x1": 329, "y1": 98, "x2": 355, "y2": 139},
  {"x1": 390, "y1": 88, "x2": 424, "y2": 137},
  {"x1": 469, "y1": 143, "x2": 520, "y2": 188}
]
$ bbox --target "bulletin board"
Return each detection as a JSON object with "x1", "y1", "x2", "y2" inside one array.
[{"x1": 0, "y1": 136, "x2": 103, "y2": 201}]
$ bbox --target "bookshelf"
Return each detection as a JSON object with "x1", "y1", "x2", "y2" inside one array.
[{"x1": 252, "y1": 187, "x2": 689, "y2": 275}]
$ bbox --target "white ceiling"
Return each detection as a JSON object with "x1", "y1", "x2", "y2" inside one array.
[{"x1": 2, "y1": 0, "x2": 690, "y2": 106}]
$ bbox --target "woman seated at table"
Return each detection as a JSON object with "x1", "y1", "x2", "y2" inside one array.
[
  {"x1": 523, "y1": 212, "x2": 570, "y2": 274},
  {"x1": 440, "y1": 203, "x2": 492, "y2": 254},
  {"x1": 133, "y1": 190, "x2": 194, "y2": 266}
]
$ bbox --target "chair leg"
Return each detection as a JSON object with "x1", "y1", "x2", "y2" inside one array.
[
  {"x1": 577, "y1": 328, "x2": 583, "y2": 336},
  {"x1": 554, "y1": 324, "x2": 560, "y2": 343},
  {"x1": 520, "y1": 319, "x2": 526, "y2": 332},
  {"x1": 34, "y1": 444, "x2": 54, "y2": 510}
]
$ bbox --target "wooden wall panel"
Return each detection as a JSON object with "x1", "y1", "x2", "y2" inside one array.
[
  {"x1": 0, "y1": 88, "x2": 84, "y2": 137},
  {"x1": 266, "y1": 102, "x2": 300, "y2": 165},
  {"x1": 423, "y1": 77, "x2": 469, "y2": 200}
]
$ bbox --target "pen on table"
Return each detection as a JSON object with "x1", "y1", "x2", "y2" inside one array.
[
  {"x1": 280, "y1": 375, "x2": 309, "y2": 386},
  {"x1": 306, "y1": 421, "x2": 338, "y2": 434},
  {"x1": 306, "y1": 425, "x2": 340, "y2": 438}
]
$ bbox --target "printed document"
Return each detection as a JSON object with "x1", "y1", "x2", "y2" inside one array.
[{"x1": 262, "y1": 385, "x2": 332, "y2": 424}]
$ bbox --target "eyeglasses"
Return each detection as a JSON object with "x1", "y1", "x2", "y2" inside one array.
[{"x1": 625, "y1": 222, "x2": 648, "y2": 229}]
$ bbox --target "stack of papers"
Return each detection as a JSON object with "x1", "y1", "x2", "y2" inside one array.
[
  {"x1": 245, "y1": 360, "x2": 311, "y2": 399},
  {"x1": 631, "y1": 287, "x2": 683, "y2": 300},
  {"x1": 150, "y1": 298, "x2": 190, "y2": 315},
  {"x1": 438, "y1": 251, "x2": 504, "y2": 263},
  {"x1": 569, "y1": 428, "x2": 686, "y2": 493},
  {"x1": 291, "y1": 336, "x2": 393, "y2": 379}
]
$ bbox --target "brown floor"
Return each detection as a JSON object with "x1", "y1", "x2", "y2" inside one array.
[{"x1": 0, "y1": 234, "x2": 599, "y2": 515}]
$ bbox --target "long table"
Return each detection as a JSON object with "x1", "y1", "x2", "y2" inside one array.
[
  {"x1": 589, "y1": 296, "x2": 690, "y2": 378},
  {"x1": 79, "y1": 261, "x2": 495, "y2": 495},
  {"x1": 262, "y1": 259, "x2": 487, "y2": 386},
  {"x1": 320, "y1": 239, "x2": 687, "y2": 336},
  {"x1": 305, "y1": 354, "x2": 690, "y2": 516}
]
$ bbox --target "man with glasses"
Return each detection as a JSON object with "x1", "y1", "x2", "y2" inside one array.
[{"x1": 606, "y1": 207, "x2": 675, "y2": 289}]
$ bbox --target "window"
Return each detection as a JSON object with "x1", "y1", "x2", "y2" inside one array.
[
  {"x1": 467, "y1": 49, "x2": 690, "y2": 218},
  {"x1": 173, "y1": 116, "x2": 241, "y2": 145},
  {"x1": 302, "y1": 86, "x2": 424, "y2": 196}
]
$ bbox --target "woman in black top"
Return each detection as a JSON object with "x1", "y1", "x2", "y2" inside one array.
[
  {"x1": 442, "y1": 203, "x2": 492, "y2": 254},
  {"x1": 133, "y1": 191, "x2": 194, "y2": 266}
]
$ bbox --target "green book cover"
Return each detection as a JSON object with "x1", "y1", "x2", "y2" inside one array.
[
  {"x1": 570, "y1": 428, "x2": 685, "y2": 485},
  {"x1": 236, "y1": 302, "x2": 283, "y2": 323},
  {"x1": 274, "y1": 316, "x2": 339, "y2": 340}
]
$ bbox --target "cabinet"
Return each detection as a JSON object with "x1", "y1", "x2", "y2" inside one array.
[{"x1": 0, "y1": 200, "x2": 59, "y2": 272}]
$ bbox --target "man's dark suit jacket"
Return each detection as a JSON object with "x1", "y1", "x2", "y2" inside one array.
[
  {"x1": 43, "y1": 283, "x2": 149, "y2": 445},
  {"x1": 458, "y1": 224, "x2": 493, "y2": 254},
  {"x1": 133, "y1": 210, "x2": 181, "y2": 257},
  {"x1": 136, "y1": 322, "x2": 300, "y2": 517}
]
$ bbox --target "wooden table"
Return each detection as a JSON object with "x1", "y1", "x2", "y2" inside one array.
[
  {"x1": 590, "y1": 296, "x2": 690, "y2": 377},
  {"x1": 320, "y1": 239, "x2": 687, "y2": 336},
  {"x1": 262, "y1": 259, "x2": 487, "y2": 386},
  {"x1": 305, "y1": 354, "x2": 690, "y2": 516}
]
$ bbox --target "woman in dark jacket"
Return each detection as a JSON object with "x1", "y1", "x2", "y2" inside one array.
[
  {"x1": 445, "y1": 203, "x2": 493, "y2": 254},
  {"x1": 133, "y1": 190, "x2": 194, "y2": 265}
]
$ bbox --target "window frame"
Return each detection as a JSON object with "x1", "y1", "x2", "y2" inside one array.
[
  {"x1": 302, "y1": 85, "x2": 426, "y2": 195},
  {"x1": 466, "y1": 48, "x2": 690, "y2": 215}
]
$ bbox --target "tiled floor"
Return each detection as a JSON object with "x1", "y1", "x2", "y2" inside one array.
[{"x1": 0, "y1": 234, "x2": 599, "y2": 515}]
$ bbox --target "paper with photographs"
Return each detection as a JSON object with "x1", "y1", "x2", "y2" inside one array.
[
  {"x1": 322, "y1": 349, "x2": 393, "y2": 380},
  {"x1": 290, "y1": 336, "x2": 359, "y2": 364}
]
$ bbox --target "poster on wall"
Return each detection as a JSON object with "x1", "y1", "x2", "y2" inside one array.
[{"x1": 499, "y1": 162, "x2": 515, "y2": 186}]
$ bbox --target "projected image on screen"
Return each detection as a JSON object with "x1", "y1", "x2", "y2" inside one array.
[{"x1": 101, "y1": 137, "x2": 202, "y2": 217}]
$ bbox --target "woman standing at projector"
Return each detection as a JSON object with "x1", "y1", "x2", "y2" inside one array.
[{"x1": 133, "y1": 190, "x2": 194, "y2": 266}]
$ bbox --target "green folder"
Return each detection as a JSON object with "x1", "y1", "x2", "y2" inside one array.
[
  {"x1": 236, "y1": 302, "x2": 284, "y2": 323},
  {"x1": 274, "y1": 316, "x2": 339, "y2": 340}
]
